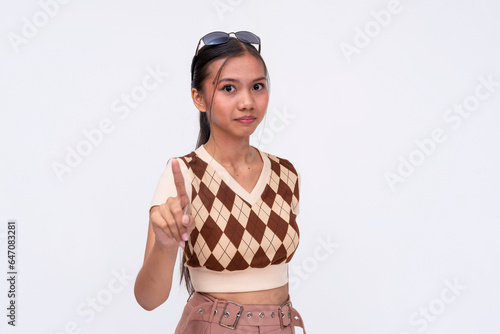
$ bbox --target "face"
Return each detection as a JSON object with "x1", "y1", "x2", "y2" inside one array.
[{"x1": 192, "y1": 53, "x2": 269, "y2": 141}]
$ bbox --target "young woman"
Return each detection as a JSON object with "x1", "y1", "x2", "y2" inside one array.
[{"x1": 134, "y1": 31, "x2": 307, "y2": 333}]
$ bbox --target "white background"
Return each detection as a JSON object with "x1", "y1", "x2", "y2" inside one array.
[{"x1": 1, "y1": 0, "x2": 499, "y2": 333}]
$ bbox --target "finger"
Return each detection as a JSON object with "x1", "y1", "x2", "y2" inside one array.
[
  {"x1": 171, "y1": 158, "x2": 189, "y2": 208},
  {"x1": 159, "y1": 202, "x2": 184, "y2": 245},
  {"x1": 150, "y1": 209, "x2": 174, "y2": 241},
  {"x1": 178, "y1": 214, "x2": 194, "y2": 247},
  {"x1": 182, "y1": 197, "x2": 191, "y2": 215}
]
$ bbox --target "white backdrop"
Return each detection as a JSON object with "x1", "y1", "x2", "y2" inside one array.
[{"x1": 1, "y1": 0, "x2": 499, "y2": 333}]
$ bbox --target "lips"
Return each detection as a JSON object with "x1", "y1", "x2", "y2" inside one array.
[{"x1": 235, "y1": 116, "x2": 256, "y2": 124}]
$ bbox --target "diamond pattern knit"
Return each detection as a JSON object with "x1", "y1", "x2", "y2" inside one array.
[{"x1": 178, "y1": 151, "x2": 300, "y2": 272}]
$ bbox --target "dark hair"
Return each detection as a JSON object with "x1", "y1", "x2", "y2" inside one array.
[
  {"x1": 191, "y1": 37, "x2": 269, "y2": 149},
  {"x1": 180, "y1": 37, "x2": 269, "y2": 295}
]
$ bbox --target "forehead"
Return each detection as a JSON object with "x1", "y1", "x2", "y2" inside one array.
[{"x1": 208, "y1": 53, "x2": 266, "y2": 81}]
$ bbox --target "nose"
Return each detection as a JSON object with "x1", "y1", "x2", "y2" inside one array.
[{"x1": 237, "y1": 89, "x2": 255, "y2": 111}]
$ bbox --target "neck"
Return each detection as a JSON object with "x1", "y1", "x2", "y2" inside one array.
[{"x1": 203, "y1": 135, "x2": 258, "y2": 168}]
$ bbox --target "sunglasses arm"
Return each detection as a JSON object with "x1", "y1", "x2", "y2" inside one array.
[{"x1": 194, "y1": 38, "x2": 203, "y2": 56}]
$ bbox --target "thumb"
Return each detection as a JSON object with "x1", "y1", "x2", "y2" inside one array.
[
  {"x1": 182, "y1": 200, "x2": 191, "y2": 226},
  {"x1": 183, "y1": 214, "x2": 196, "y2": 234}
]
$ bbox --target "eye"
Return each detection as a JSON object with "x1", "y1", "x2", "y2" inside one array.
[
  {"x1": 253, "y1": 83, "x2": 265, "y2": 91},
  {"x1": 222, "y1": 85, "x2": 235, "y2": 93}
]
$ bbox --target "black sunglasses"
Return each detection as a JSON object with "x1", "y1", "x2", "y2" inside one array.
[{"x1": 194, "y1": 31, "x2": 261, "y2": 56}]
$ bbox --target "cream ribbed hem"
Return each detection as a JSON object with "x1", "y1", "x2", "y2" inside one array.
[{"x1": 186, "y1": 263, "x2": 288, "y2": 293}]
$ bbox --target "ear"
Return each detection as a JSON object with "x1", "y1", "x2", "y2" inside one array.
[{"x1": 191, "y1": 88, "x2": 208, "y2": 112}]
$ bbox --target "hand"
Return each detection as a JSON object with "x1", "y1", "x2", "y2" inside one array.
[{"x1": 150, "y1": 158, "x2": 195, "y2": 249}]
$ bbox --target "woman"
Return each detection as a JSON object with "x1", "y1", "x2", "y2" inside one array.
[{"x1": 134, "y1": 31, "x2": 307, "y2": 333}]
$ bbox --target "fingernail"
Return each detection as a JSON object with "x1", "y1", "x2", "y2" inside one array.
[
  {"x1": 182, "y1": 233, "x2": 189, "y2": 241},
  {"x1": 179, "y1": 241, "x2": 185, "y2": 248},
  {"x1": 182, "y1": 215, "x2": 189, "y2": 225}
]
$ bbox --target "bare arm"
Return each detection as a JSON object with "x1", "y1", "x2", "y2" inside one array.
[
  {"x1": 134, "y1": 159, "x2": 195, "y2": 311},
  {"x1": 134, "y1": 211, "x2": 178, "y2": 310}
]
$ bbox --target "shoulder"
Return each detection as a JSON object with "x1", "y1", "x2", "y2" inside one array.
[
  {"x1": 161, "y1": 150, "x2": 197, "y2": 169},
  {"x1": 151, "y1": 152, "x2": 195, "y2": 207},
  {"x1": 158, "y1": 151, "x2": 197, "y2": 179},
  {"x1": 175, "y1": 150, "x2": 196, "y2": 163},
  {"x1": 262, "y1": 151, "x2": 299, "y2": 176}
]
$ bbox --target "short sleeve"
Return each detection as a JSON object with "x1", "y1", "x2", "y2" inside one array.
[
  {"x1": 292, "y1": 171, "x2": 301, "y2": 215},
  {"x1": 150, "y1": 158, "x2": 192, "y2": 208}
]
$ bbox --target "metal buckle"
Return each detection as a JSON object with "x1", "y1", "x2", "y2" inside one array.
[
  {"x1": 219, "y1": 300, "x2": 243, "y2": 329},
  {"x1": 278, "y1": 301, "x2": 292, "y2": 329}
]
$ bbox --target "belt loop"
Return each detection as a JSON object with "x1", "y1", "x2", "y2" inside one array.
[{"x1": 208, "y1": 296, "x2": 219, "y2": 319}]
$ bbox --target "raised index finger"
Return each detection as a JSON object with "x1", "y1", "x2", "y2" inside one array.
[{"x1": 171, "y1": 158, "x2": 189, "y2": 208}]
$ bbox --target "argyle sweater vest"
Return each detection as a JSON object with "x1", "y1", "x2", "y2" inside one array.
[{"x1": 178, "y1": 151, "x2": 300, "y2": 273}]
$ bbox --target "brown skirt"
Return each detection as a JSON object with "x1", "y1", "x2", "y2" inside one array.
[{"x1": 174, "y1": 291, "x2": 307, "y2": 334}]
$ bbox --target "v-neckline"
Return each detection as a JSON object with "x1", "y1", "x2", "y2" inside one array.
[{"x1": 194, "y1": 145, "x2": 271, "y2": 205}]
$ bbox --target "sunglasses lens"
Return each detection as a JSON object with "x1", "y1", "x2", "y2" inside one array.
[
  {"x1": 203, "y1": 31, "x2": 229, "y2": 45},
  {"x1": 235, "y1": 31, "x2": 260, "y2": 44}
]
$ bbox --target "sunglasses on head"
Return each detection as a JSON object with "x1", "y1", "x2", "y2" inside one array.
[{"x1": 194, "y1": 31, "x2": 261, "y2": 56}]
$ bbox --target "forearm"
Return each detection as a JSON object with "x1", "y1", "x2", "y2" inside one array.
[{"x1": 134, "y1": 242, "x2": 179, "y2": 311}]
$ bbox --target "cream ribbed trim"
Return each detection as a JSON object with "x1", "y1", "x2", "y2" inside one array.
[{"x1": 187, "y1": 262, "x2": 288, "y2": 293}]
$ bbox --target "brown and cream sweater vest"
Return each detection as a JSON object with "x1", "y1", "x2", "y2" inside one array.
[{"x1": 152, "y1": 145, "x2": 301, "y2": 292}]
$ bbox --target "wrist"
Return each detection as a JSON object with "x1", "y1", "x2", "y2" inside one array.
[{"x1": 153, "y1": 238, "x2": 179, "y2": 252}]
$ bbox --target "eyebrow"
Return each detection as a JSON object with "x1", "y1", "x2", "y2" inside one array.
[{"x1": 218, "y1": 76, "x2": 267, "y2": 84}]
